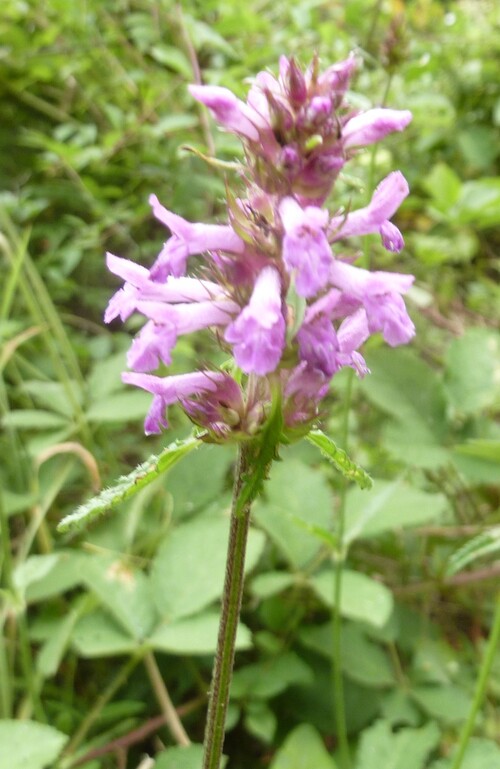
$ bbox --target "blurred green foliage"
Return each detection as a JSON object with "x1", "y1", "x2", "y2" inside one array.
[{"x1": 1, "y1": 1, "x2": 500, "y2": 767}]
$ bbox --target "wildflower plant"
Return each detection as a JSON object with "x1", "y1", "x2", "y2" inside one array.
[{"x1": 60, "y1": 54, "x2": 414, "y2": 769}]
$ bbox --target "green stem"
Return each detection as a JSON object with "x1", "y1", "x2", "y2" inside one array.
[
  {"x1": 144, "y1": 651, "x2": 191, "y2": 746},
  {"x1": 202, "y1": 443, "x2": 253, "y2": 769},
  {"x1": 0, "y1": 491, "x2": 13, "y2": 717},
  {"x1": 332, "y1": 369, "x2": 354, "y2": 769},
  {"x1": 450, "y1": 591, "x2": 500, "y2": 769}
]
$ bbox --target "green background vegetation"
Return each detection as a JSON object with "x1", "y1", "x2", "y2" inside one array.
[{"x1": 1, "y1": 1, "x2": 499, "y2": 767}]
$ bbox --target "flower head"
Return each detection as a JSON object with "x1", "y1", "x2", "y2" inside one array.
[{"x1": 107, "y1": 54, "x2": 414, "y2": 440}]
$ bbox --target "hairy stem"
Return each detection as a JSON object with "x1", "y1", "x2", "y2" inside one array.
[{"x1": 202, "y1": 443, "x2": 253, "y2": 769}]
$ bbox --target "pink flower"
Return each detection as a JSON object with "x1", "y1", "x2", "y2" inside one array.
[
  {"x1": 280, "y1": 197, "x2": 331, "y2": 297},
  {"x1": 342, "y1": 108, "x2": 413, "y2": 149},
  {"x1": 330, "y1": 260, "x2": 415, "y2": 346},
  {"x1": 224, "y1": 267, "x2": 285, "y2": 375},
  {"x1": 329, "y1": 171, "x2": 410, "y2": 252},
  {"x1": 122, "y1": 370, "x2": 228, "y2": 434},
  {"x1": 188, "y1": 85, "x2": 264, "y2": 141},
  {"x1": 149, "y1": 195, "x2": 244, "y2": 279}
]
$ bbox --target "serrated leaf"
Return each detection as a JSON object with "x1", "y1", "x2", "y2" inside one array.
[
  {"x1": 58, "y1": 434, "x2": 200, "y2": 531},
  {"x1": 446, "y1": 526, "x2": 500, "y2": 577},
  {"x1": 306, "y1": 429, "x2": 373, "y2": 490}
]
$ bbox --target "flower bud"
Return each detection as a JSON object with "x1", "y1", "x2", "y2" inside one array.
[
  {"x1": 306, "y1": 96, "x2": 332, "y2": 126},
  {"x1": 280, "y1": 145, "x2": 302, "y2": 174},
  {"x1": 286, "y1": 57, "x2": 308, "y2": 107}
]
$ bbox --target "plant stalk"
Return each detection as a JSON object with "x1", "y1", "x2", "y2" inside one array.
[
  {"x1": 202, "y1": 443, "x2": 253, "y2": 769},
  {"x1": 450, "y1": 591, "x2": 500, "y2": 769},
  {"x1": 144, "y1": 651, "x2": 191, "y2": 747}
]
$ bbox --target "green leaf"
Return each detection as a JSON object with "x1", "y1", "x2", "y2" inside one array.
[
  {"x1": 253, "y1": 459, "x2": 333, "y2": 568},
  {"x1": 360, "y1": 348, "x2": 448, "y2": 463},
  {"x1": 251, "y1": 572, "x2": 296, "y2": 599},
  {"x1": 306, "y1": 429, "x2": 373, "y2": 490},
  {"x1": 235, "y1": 391, "x2": 283, "y2": 515},
  {"x1": 311, "y1": 569, "x2": 393, "y2": 628},
  {"x1": 422, "y1": 162, "x2": 462, "y2": 212},
  {"x1": 150, "y1": 517, "x2": 265, "y2": 622},
  {"x1": 411, "y1": 685, "x2": 470, "y2": 724},
  {"x1": 453, "y1": 440, "x2": 500, "y2": 484},
  {"x1": 430, "y1": 738, "x2": 500, "y2": 769},
  {"x1": 455, "y1": 178, "x2": 500, "y2": 228},
  {"x1": 154, "y1": 744, "x2": 228, "y2": 769},
  {"x1": 300, "y1": 623, "x2": 395, "y2": 688},
  {"x1": 149, "y1": 611, "x2": 252, "y2": 655},
  {"x1": 37, "y1": 605, "x2": 82, "y2": 678},
  {"x1": 149, "y1": 45, "x2": 192, "y2": 78},
  {"x1": 444, "y1": 328, "x2": 500, "y2": 415},
  {"x1": 344, "y1": 480, "x2": 449, "y2": 544},
  {"x1": 166, "y1": 444, "x2": 233, "y2": 519},
  {"x1": 71, "y1": 610, "x2": 137, "y2": 658},
  {"x1": 0, "y1": 720, "x2": 68, "y2": 769},
  {"x1": 2, "y1": 409, "x2": 70, "y2": 430},
  {"x1": 446, "y1": 526, "x2": 500, "y2": 577},
  {"x1": 270, "y1": 723, "x2": 337, "y2": 769},
  {"x1": 81, "y1": 554, "x2": 157, "y2": 640},
  {"x1": 231, "y1": 653, "x2": 313, "y2": 699},
  {"x1": 244, "y1": 700, "x2": 277, "y2": 743},
  {"x1": 355, "y1": 719, "x2": 440, "y2": 769},
  {"x1": 14, "y1": 552, "x2": 84, "y2": 603},
  {"x1": 57, "y1": 434, "x2": 200, "y2": 531}
]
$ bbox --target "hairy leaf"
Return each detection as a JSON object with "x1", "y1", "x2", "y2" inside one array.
[
  {"x1": 58, "y1": 434, "x2": 200, "y2": 531},
  {"x1": 306, "y1": 429, "x2": 373, "y2": 490}
]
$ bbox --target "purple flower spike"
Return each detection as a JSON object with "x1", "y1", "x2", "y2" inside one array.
[
  {"x1": 108, "y1": 54, "x2": 415, "y2": 438},
  {"x1": 280, "y1": 197, "x2": 331, "y2": 297},
  {"x1": 343, "y1": 108, "x2": 412, "y2": 149},
  {"x1": 188, "y1": 85, "x2": 263, "y2": 141},
  {"x1": 122, "y1": 370, "x2": 226, "y2": 434},
  {"x1": 224, "y1": 267, "x2": 285, "y2": 375}
]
